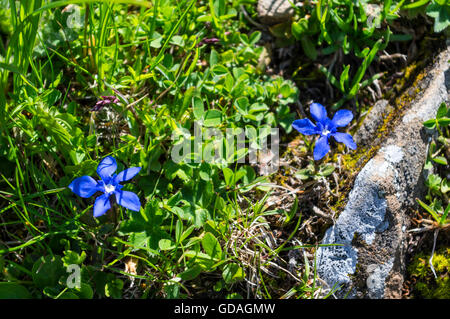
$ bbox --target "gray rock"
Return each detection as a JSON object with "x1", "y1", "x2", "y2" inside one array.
[
  {"x1": 257, "y1": 0, "x2": 295, "y2": 25},
  {"x1": 353, "y1": 99, "x2": 393, "y2": 147},
  {"x1": 317, "y1": 44, "x2": 450, "y2": 299}
]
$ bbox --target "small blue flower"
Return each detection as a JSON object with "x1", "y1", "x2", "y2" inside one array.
[
  {"x1": 69, "y1": 156, "x2": 141, "y2": 217},
  {"x1": 292, "y1": 103, "x2": 356, "y2": 160}
]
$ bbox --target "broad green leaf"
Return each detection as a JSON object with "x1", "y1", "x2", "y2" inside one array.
[
  {"x1": 437, "y1": 117, "x2": 450, "y2": 126},
  {"x1": 222, "y1": 263, "x2": 245, "y2": 284},
  {"x1": 441, "y1": 178, "x2": 450, "y2": 194},
  {"x1": 74, "y1": 283, "x2": 94, "y2": 299},
  {"x1": 202, "y1": 232, "x2": 222, "y2": 259},
  {"x1": 291, "y1": 19, "x2": 308, "y2": 39},
  {"x1": 32, "y1": 255, "x2": 65, "y2": 289},
  {"x1": 210, "y1": 49, "x2": 219, "y2": 66},
  {"x1": 0, "y1": 283, "x2": 32, "y2": 299},
  {"x1": 192, "y1": 96, "x2": 205, "y2": 120},
  {"x1": 62, "y1": 250, "x2": 87, "y2": 266},
  {"x1": 223, "y1": 167, "x2": 234, "y2": 186},
  {"x1": 177, "y1": 265, "x2": 203, "y2": 281},
  {"x1": 436, "y1": 102, "x2": 448, "y2": 118},
  {"x1": 426, "y1": 2, "x2": 450, "y2": 33},
  {"x1": 300, "y1": 36, "x2": 318, "y2": 60},
  {"x1": 235, "y1": 96, "x2": 249, "y2": 115},
  {"x1": 159, "y1": 238, "x2": 176, "y2": 251},
  {"x1": 203, "y1": 110, "x2": 223, "y2": 127}
]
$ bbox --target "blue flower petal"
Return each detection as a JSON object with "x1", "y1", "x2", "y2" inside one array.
[
  {"x1": 292, "y1": 119, "x2": 320, "y2": 135},
  {"x1": 68, "y1": 176, "x2": 99, "y2": 198},
  {"x1": 331, "y1": 110, "x2": 353, "y2": 127},
  {"x1": 115, "y1": 190, "x2": 141, "y2": 212},
  {"x1": 332, "y1": 132, "x2": 357, "y2": 150},
  {"x1": 310, "y1": 103, "x2": 329, "y2": 124},
  {"x1": 113, "y1": 167, "x2": 141, "y2": 184},
  {"x1": 313, "y1": 135, "x2": 331, "y2": 160},
  {"x1": 93, "y1": 193, "x2": 112, "y2": 217},
  {"x1": 97, "y1": 156, "x2": 117, "y2": 181}
]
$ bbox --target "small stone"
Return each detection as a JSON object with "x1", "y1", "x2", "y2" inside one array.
[{"x1": 257, "y1": 0, "x2": 295, "y2": 25}]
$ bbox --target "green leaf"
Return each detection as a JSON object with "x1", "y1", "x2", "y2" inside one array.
[
  {"x1": 105, "y1": 278, "x2": 123, "y2": 299},
  {"x1": 339, "y1": 65, "x2": 350, "y2": 93},
  {"x1": 249, "y1": 102, "x2": 269, "y2": 114},
  {"x1": 210, "y1": 49, "x2": 219, "y2": 66},
  {"x1": 177, "y1": 265, "x2": 203, "y2": 281},
  {"x1": 32, "y1": 255, "x2": 65, "y2": 289},
  {"x1": 202, "y1": 232, "x2": 222, "y2": 260},
  {"x1": 192, "y1": 96, "x2": 205, "y2": 120},
  {"x1": 291, "y1": 19, "x2": 309, "y2": 39},
  {"x1": 300, "y1": 36, "x2": 318, "y2": 60},
  {"x1": 73, "y1": 283, "x2": 94, "y2": 299},
  {"x1": 416, "y1": 198, "x2": 441, "y2": 222},
  {"x1": 441, "y1": 203, "x2": 450, "y2": 224},
  {"x1": 159, "y1": 238, "x2": 176, "y2": 251},
  {"x1": 318, "y1": 164, "x2": 335, "y2": 177},
  {"x1": 223, "y1": 167, "x2": 234, "y2": 186},
  {"x1": 0, "y1": 283, "x2": 32, "y2": 299},
  {"x1": 426, "y1": 173, "x2": 442, "y2": 192},
  {"x1": 58, "y1": 291, "x2": 79, "y2": 299},
  {"x1": 423, "y1": 118, "x2": 437, "y2": 129},
  {"x1": 211, "y1": 64, "x2": 229, "y2": 77},
  {"x1": 62, "y1": 250, "x2": 86, "y2": 266},
  {"x1": 432, "y1": 156, "x2": 448, "y2": 165},
  {"x1": 441, "y1": 178, "x2": 450, "y2": 194},
  {"x1": 437, "y1": 117, "x2": 450, "y2": 126},
  {"x1": 184, "y1": 250, "x2": 218, "y2": 269},
  {"x1": 319, "y1": 64, "x2": 339, "y2": 90},
  {"x1": 249, "y1": 31, "x2": 261, "y2": 45},
  {"x1": 175, "y1": 219, "x2": 183, "y2": 244},
  {"x1": 295, "y1": 168, "x2": 313, "y2": 180},
  {"x1": 235, "y1": 97, "x2": 249, "y2": 115},
  {"x1": 426, "y1": 2, "x2": 450, "y2": 33},
  {"x1": 436, "y1": 102, "x2": 448, "y2": 118},
  {"x1": 349, "y1": 39, "x2": 383, "y2": 97},
  {"x1": 222, "y1": 263, "x2": 245, "y2": 284},
  {"x1": 402, "y1": 0, "x2": 430, "y2": 9},
  {"x1": 180, "y1": 225, "x2": 196, "y2": 242},
  {"x1": 203, "y1": 110, "x2": 223, "y2": 127}
]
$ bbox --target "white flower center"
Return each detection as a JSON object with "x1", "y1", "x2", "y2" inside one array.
[
  {"x1": 322, "y1": 129, "x2": 331, "y2": 136},
  {"x1": 104, "y1": 184, "x2": 116, "y2": 193}
]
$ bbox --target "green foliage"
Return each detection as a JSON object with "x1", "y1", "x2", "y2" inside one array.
[
  {"x1": 0, "y1": 282, "x2": 32, "y2": 299},
  {"x1": 289, "y1": 0, "x2": 392, "y2": 108},
  {"x1": 295, "y1": 161, "x2": 335, "y2": 181},
  {"x1": 0, "y1": 0, "x2": 306, "y2": 299},
  {"x1": 426, "y1": 0, "x2": 450, "y2": 32},
  {"x1": 408, "y1": 248, "x2": 450, "y2": 298},
  {"x1": 0, "y1": 0, "x2": 445, "y2": 300},
  {"x1": 403, "y1": 0, "x2": 450, "y2": 33},
  {"x1": 418, "y1": 102, "x2": 450, "y2": 227},
  {"x1": 288, "y1": 0, "x2": 448, "y2": 108}
]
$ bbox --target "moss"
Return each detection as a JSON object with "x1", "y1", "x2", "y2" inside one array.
[{"x1": 408, "y1": 247, "x2": 450, "y2": 299}]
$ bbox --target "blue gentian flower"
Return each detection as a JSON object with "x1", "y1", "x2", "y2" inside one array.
[
  {"x1": 69, "y1": 156, "x2": 141, "y2": 217},
  {"x1": 292, "y1": 103, "x2": 356, "y2": 160}
]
